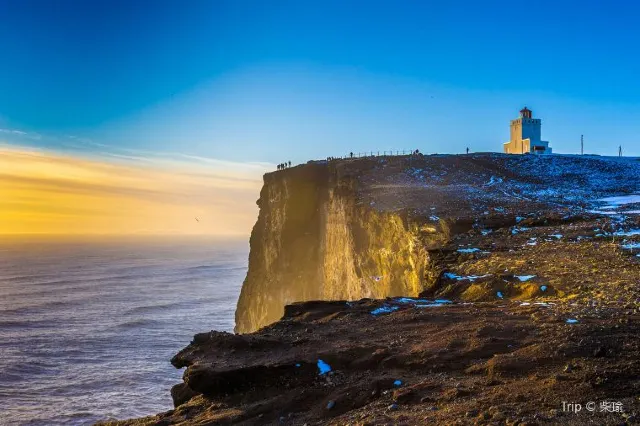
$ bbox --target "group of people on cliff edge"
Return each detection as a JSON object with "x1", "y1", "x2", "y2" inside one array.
[{"x1": 277, "y1": 161, "x2": 292, "y2": 171}]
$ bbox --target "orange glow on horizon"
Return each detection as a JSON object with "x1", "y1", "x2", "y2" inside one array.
[{"x1": 0, "y1": 146, "x2": 267, "y2": 236}]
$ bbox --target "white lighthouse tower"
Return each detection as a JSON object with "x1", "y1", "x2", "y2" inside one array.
[{"x1": 503, "y1": 107, "x2": 552, "y2": 154}]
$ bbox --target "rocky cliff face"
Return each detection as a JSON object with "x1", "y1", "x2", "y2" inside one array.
[
  {"x1": 235, "y1": 162, "x2": 439, "y2": 333},
  {"x1": 236, "y1": 153, "x2": 640, "y2": 333}
]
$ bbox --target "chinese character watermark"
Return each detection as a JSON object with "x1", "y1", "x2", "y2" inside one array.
[{"x1": 599, "y1": 401, "x2": 624, "y2": 413}]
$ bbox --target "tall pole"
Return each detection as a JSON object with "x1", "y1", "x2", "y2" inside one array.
[{"x1": 581, "y1": 135, "x2": 583, "y2": 155}]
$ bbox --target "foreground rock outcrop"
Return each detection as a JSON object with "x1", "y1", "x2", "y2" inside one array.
[
  {"x1": 108, "y1": 296, "x2": 639, "y2": 425},
  {"x1": 106, "y1": 153, "x2": 640, "y2": 425}
]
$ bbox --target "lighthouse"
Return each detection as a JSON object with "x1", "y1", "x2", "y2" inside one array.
[{"x1": 503, "y1": 107, "x2": 552, "y2": 154}]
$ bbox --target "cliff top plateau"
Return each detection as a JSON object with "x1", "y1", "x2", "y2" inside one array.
[{"x1": 106, "y1": 153, "x2": 640, "y2": 425}]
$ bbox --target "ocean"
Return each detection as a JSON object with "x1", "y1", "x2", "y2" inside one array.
[{"x1": 0, "y1": 236, "x2": 248, "y2": 425}]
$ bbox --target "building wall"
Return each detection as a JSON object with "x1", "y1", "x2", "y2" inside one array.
[
  {"x1": 510, "y1": 119, "x2": 521, "y2": 145},
  {"x1": 504, "y1": 137, "x2": 530, "y2": 154},
  {"x1": 521, "y1": 118, "x2": 541, "y2": 143}
]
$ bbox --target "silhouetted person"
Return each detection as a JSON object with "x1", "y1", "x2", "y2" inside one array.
[
  {"x1": 350, "y1": 152, "x2": 353, "y2": 158},
  {"x1": 466, "y1": 147, "x2": 469, "y2": 154}
]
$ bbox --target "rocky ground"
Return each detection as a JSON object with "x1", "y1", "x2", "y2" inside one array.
[{"x1": 104, "y1": 154, "x2": 640, "y2": 425}]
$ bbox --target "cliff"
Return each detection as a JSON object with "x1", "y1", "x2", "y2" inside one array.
[
  {"x1": 107, "y1": 153, "x2": 640, "y2": 426},
  {"x1": 235, "y1": 161, "x2": 434, "y2": 333},
  {"x1": 236, "y1": 153, "x2": 640, "y2": 333}
]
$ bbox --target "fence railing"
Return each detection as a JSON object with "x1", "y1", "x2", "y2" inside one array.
[{"x1": 326, "y1": 150, "x2": 421, "y2": 160}]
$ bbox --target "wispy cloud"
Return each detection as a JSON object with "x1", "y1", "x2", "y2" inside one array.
[
  {"x1": 0, "y1": 128, "x2": 42, "y2": 140},
  {"x1": 0, "y1": 144, "x2": 270, "y2": 236}
]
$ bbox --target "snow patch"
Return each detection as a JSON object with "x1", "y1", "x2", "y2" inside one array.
[
  {"x1": 512, "y1": 227, "x2": 530, "y2": 234},
  {"x1": 395, "y1": 297, "x2": 430, "y2": 304},
  {"x1": 516, "y1": 275, "x2": 536, "y2": 282},
  {"x1": 598, "y1": 194, "x2": 640, "y2": 206},
  {"x1": 415, "y1": 302, "x2": 449, "y2": 308},
  {"x1": 621, "y1": 242, "x2": 640, "y2": 250},
  {"x1": 588, "y1": 210, "x2": 626, "y2": 216},
  {"x1": 457, "y1": 248, "x2": 480, "y2": 253},
  {"x1": 615, "y1": 229, "x2": 640, "y2": 236},
  {"x1": 317, "y1": 359, "x2": 332, "y2": 375},
  {"x1": 591, "y1": 194, "x2": 640, "y2": 216},
  {"x1": 443, "y1": 272, "x2": 491, "y2": 282},
  {"x1": 397, "y1": 298, "x2": 453, "y2": 308},
  {"x1": 486, "y1": 176, "x2": 503, "y2": 186},
  {"x1": 370, "y1": 305, "x2": 399, "y2": 316}
]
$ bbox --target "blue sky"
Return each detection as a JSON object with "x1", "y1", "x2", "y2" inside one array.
[{"x1": 1, "y1": 0, "x2": 640, "y2": 163}]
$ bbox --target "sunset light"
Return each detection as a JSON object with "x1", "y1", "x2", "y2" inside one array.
[{"x1": 0, "y1": 145, "x2": 266, "y2": 236}]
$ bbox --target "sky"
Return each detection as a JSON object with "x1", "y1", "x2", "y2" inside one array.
[
  {"x1": 0, "y1": 145, "x2": 267, "y2": 235},
  {"x1": 1, "y1": 0, "x2": 640, "y2": 235}
]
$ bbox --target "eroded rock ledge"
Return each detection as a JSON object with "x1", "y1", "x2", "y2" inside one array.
[{"x1": 108, "y1": 295, "x2": 639, "y2": 425}]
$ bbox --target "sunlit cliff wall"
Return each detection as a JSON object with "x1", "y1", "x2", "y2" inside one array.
[{"x1": 234, "y1": 162, "x2": 438, "y2": 333}]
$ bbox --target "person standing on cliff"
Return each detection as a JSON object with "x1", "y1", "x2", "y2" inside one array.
[{"x1": 466, "y1": 147, "x2": 470, "y2": 154}]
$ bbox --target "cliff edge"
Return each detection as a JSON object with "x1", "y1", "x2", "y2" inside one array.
[{"x1": 236, "y1": 153, "x2": 640, "y2": 333}]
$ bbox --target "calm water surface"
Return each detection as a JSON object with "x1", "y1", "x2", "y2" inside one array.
[{"x1": 0, "y1": 236, "x2": 247, "y2": 425}]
